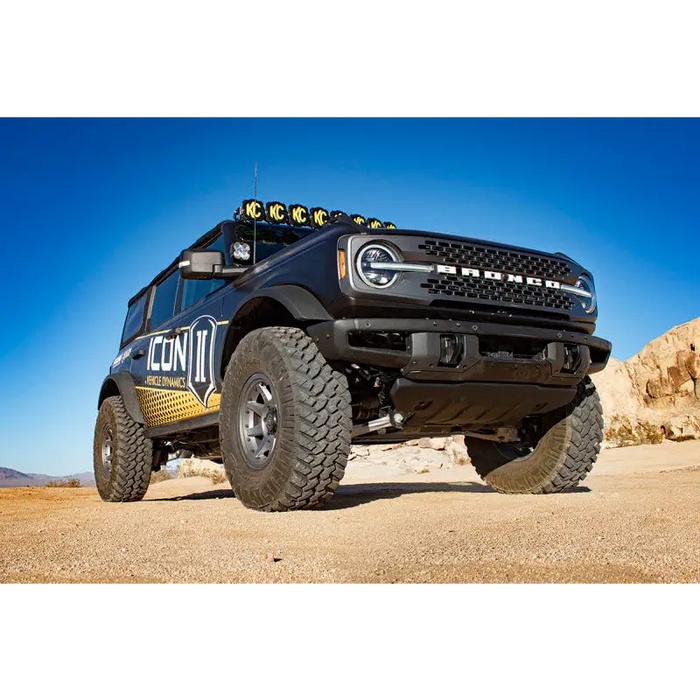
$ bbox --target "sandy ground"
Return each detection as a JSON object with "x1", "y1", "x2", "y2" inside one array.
[{"x1": 1, "y1": 440, "x2": 699, "y2": 583}]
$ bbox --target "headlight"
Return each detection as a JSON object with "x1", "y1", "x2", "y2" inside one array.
[
  {"x1": 356, "y1": 244, "x2": 400, "y2": 288},
  {"x1": 572, "y1": 273, "x2": 597, "y2": 314}
]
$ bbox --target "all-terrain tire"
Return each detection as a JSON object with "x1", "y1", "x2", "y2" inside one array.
[
  {"x1": 93, "y1": 396, "x2": 153, "y2": 502},
  {"x1": 220, "y1": 327, "x2": 352, "y2": 512},
  {"x1": 465, "y1": 377, "x2": 604, "y2": 494}
]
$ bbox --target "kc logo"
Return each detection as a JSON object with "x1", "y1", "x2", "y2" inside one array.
[
  {"x1": 310, "y1": 207, "x2": 329, "y2": 228},
  {"x1": 266, "y1": 201, "x2": 288, "y2": 224},
  {"x1": 289, "y1": 204, "x2": 309, "y2": 225},
  {"x1": 242, "y1": 199, "x2": 264, "y2": 220}
]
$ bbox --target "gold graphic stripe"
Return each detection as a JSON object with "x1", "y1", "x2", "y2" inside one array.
[
  {"x1": 137, "y1": 329, "x2": 177, "y2": 340},
  {"x1": 133, "y1": 319, "x2": 229, "y2": 343},
  {"x1": 136, "y1": 387, "x2": 221, "y2": 427}
]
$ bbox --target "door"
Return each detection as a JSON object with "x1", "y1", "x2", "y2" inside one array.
[{"x1": 133, "y1": 238, "x2": 229, "y2": 429}]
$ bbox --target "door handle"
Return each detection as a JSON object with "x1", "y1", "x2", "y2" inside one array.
[
  {"x1": 165, "y1": 328, "x2": 184, "y2": 340},
  {"x1": 133, "y1": 349, "x2": 146, "y2": 360}
]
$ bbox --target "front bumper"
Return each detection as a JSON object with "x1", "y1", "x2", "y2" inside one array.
[{"x1": 308, "y1": 318, "x2": 611, "y2": 386}]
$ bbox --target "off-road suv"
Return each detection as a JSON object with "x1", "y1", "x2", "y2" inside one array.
[{"x1": 95, "y1": 200, "x2": 611, "y2": 510}]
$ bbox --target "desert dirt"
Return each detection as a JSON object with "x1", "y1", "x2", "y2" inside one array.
[{"x1": 1, "y1": 440, "x2": 699, "y2": 583}]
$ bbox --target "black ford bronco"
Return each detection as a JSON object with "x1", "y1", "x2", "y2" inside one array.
[{"x1": 95, "y1": 200, "x2": 611, "y2": 511}]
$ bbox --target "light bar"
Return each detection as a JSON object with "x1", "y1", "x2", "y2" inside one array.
[{"x1": 238, "y1": 200, "x2": 396, "y2": 230}]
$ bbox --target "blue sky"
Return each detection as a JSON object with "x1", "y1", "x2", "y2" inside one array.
[{"x1": 0, "y1": 118, "x2": 697, "y2": 475}]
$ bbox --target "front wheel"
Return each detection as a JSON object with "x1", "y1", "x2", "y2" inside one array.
[
  {"x1": 219, "y1": 327, "x2": 352, "y2": 511},
  {"x1": 465, "y1": 377, "x2": 604, "y2": 494}
]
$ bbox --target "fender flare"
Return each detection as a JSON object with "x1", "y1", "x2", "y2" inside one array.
[
  {"x1": 219, "y1": 286, "x2": 333, "y2": 377},
  {"x1": 98, "y1": 371, "x2": 146, "y2": 425},
  {"x1": 242, "y1": 286, "x2": 333, "y2": 322}
]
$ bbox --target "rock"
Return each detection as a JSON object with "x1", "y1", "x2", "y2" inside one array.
[
  {"x1": 595, "y1": 317, "x2": 700, "y2": 445},
  {"x1": 604, "y1": 414, "x2": 664, "y2": 447},
  {"x1": 444, "y1": 435, "x2": 471, "y2": 466},
  {"x1": 417, "y1": 437, "x2": 447, "y2": 450},
  {"x1": 178, "y1": 458, "x2": 226, "y2": 483},
  {"x1": 349, "y1": 446, "x2": 370, "y2": 460},
  {"x1": 686, "y1": 352, "x2": 700, "y2": 380},
  {"x1": 662, "y1": 415, "x2": 700, "y2": 441},
  {"x1": 344, "y1": 436, "x2": 472, "y2": 476},
  {"x1": 646, "y1": 378, "x2": 663, "y2": 399},
  {"x1": 595, "y1": 358, "x2": 640, "y2": 417}
]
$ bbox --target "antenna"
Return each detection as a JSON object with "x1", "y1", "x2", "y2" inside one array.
[{"x1": 253, "y1": 161, "x2": 258, "y2": 265}]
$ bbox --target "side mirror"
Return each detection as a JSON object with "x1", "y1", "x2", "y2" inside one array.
[{"x1": 178, "y1": 250, "x2": 246, "y2": 280}]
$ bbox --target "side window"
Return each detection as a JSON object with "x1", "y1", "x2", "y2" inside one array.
[
  {"x1": 121, "y1": 294, "x2": 147, "y2": 346},
  {"x1": 149, "y1": 270, "x2": 180, "y2": 330},
  {"x1": 181, "y1": 235, "x2": 227, "y2": 312},
  {"x1": 232, "y1": 222, "x2": 309, "y2": 263}
]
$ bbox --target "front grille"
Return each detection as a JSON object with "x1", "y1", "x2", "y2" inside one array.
[
  {"x1": 421, "y1": 274, "x2": 574, "y2": 309},
  {"x1": 418, "y1": 238, "x2": 574, "y2": 311},
  {"x1": 419, "y1": 239, "x2": 572, "y2": 279}
]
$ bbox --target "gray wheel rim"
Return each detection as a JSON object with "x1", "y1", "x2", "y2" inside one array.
[
  {"x1": 238, "y1": 373, "x2": 279, "y2": 468},
  {"x1": 101, "y1": 424, "x2": 113, "y2": 477}
]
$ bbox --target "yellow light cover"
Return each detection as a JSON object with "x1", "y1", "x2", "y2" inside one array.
[
  {"x1": 241, "y1": 199, "x2": 265, "y2": 220},
  {"x1": 265, "y1": 201, "x2": 288, "y2": 224},
  {"x1": 338, "y1": 249, "x2": 347, "y2": 279},
  {"x1": 289, "y1": 204, "x2": 310, "y2": 226},
  {"x1": 310, "y1": 207, "x2": 329, "y2": 229}
]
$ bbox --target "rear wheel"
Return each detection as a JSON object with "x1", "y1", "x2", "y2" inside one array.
[
  {"x1": 93, "y1": 396, "x2": 153, "y2": 502},
  {"x1": 465, "y1": 377, "x2": 603, "y2": 494},
  {"x1": 220, "y1": 327, "x2": 352, "y2": 511}
]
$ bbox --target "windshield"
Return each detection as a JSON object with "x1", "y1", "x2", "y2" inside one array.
[{"x1": 231, "y1": 221, "x2": 316, "y2": 264}]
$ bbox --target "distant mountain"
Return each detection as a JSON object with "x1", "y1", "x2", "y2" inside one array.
[
  {"x1": 0, "y1": 467, "x2": 94, "y2": 488},
  {"x1": 0, "y1": 467, "x2": 29, "y2": 480}
]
